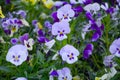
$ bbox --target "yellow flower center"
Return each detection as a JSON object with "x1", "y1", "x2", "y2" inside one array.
[
  {"x1": 69, "y1": 54, "x2": 73, "y2": 58},
  {"x1": 60, "y1": 32, "x2": 63, "y2": 34},
  {"x1": 15, "y1": 56, "x2": 19, "y2": 61},
  {"x1": 11, "y1": 26, "x2": 16, "y2": 32},
  {"x1": 64, "y1": 15, "x2": 67, "y2": 19}
]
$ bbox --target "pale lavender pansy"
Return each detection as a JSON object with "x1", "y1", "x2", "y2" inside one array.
[
  {"x1": 57, "y1": 4, "x2": 75, "y2": 22},
  {"x1": 109, "y1": 38, "x2": 120, "y2": 57},
  {"x1": 15, "y1": 77, "x2": 27, "y2": 80},
  {"x1": 84, "y1": 3, "x2": 100, "y2": 15},
  {"x1": 59, "y1": 44, "x2": 80, "y2": 64},
  {"x1": 103, "y1": 55, "x2": 115, "y2": 67},
  {"x1": 57, "y1": 67, "x2": 72, "y2": 80},
  {"x1": 52, "y1": 21, "x2": 70, "y2": 41},
  {"x1": 6, "y1": 44, "x2": 28, "y2": 66}
]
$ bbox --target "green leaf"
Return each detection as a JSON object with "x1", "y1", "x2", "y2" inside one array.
[{"x1": 0, "y1": 66, "x2": 11, "y2": 72}]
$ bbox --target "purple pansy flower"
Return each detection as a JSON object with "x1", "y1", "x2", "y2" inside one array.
[
  {"x1": 37, "y1": 30, "x2": 49, "y2": 43},
  {"x1": 19, "y1": 33, "x2": 29, "y2": 44},
  {"x1": 10, "y1": 38, "x2": 18, "y2": 45},
  {"x1": 90, "y1": 19, "x2": 104, "y2": 42},
  {"x1": 103, "y1": 55, "x2": 115, "y2": 67},
  {"x1": 6, "y1": 44, "x2": 28, "y2": 66},
  {"x1": 109, "y1": 38, "x2": 120, "y2": 57},
  {"x1": 52, "y1": 21, "x2": 70, "y2": 41},
  {"x1": 83, "y1": 43, "x2": 94, "y2": 59},
  {"x1": 50, "y1": 70, "x2": 59, "y2": 77},
  {"x1": 57, "y1": 4, "x2": 75, "y2": 22},
  {"x1": 57, "y1": 67, "x2": 72, "y2": 80},
  {"x1": 73, "y1": 6, "x2": 83, "y2": 17},
  {"x1": 51, "y1": 12, "x2": 59, "y2": 22},
  {"x1": 85, "y1": 12, "x2": 94, "y2": 22},
  {"x1": 59, "y1": 44, "x2": 80, "y2": 64}
]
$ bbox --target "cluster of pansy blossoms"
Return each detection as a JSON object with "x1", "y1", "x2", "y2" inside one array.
[{"x1": 0, "y1": 0, "x2": 120, "y2": 80}]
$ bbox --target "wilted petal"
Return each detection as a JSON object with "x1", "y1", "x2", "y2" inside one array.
[{"x1": 44, "y1": 39, "x2": 55, "y2": 53}]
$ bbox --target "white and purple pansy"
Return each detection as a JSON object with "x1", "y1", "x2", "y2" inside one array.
[
  {"x1": 6, "y1": 44, "x2": 28, "y2": 66},
  {"x1": 59, "y1": 44, "x2": 80, "y2": 64},
  {"x1": 57, "y1": 4, "x2": 75, "y2": 22},
  {"x1": 52, "y1": 21, "x2": 70, "y2": 41},
  {"x1": 19, "y1": 33, "x2": 34, "y2": 51},
  {"x1": 109, "y1": 38, "x2": 120, "y2": 57}
]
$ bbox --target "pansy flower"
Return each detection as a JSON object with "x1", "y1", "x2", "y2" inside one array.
[
  {"x1": 37, "y1": 29, "x2": 49, "y2": 43},
  {"x1": 49, "y1": 69, "x2": 58, "y2": 80},
  {"x1": 57, "y1": 4, "x2": 75, "y2": 22},
  {"x1": 109, "y1": 38, "x2": 120, "y2": 57},
  {"x1": 24, "y1": 38, "x2": 34, "y2": 51},
  {"x1": 103, "y1": 55, "x2": 115, "y2": 67},
  {"x1": 57, "y1": 67, "x2": 72, "y2": 80},
  {"x1": 0, "y1": 6, "x2": 5, "y2": 18},
  {"x1": 10, "y1": 38, "x2": 18, "y2": 45},
  {"x1": 59, "y1": 44, "x2": 80, "y2": 64},
  {"x1": 101, "y1": 3, "x2": 117, "y2": 16},
  {"x1": 84, "y1": 3, "x2": 100, "y2": 15},
  {"x1": 19, "y1": 33, "x2": 34, "y2": 51},
  {"x1": 15, "y1": 77, "x2": 27, "y2": 80},
  {"x1": 52, "y1": 21, "x2": 70, "y2": 41},
  {"x1": 90, "y1": 19, "x2": 104, "y2": 42},
  {"x1": 83, "y1": 43, "x2": 94, "y2": 59},
  {"x1": 2, "y1": 18, "x2": 21, "y2": 37},
  {"x1": 6, "y1": 44, "x2": 28, "y2": 66}
]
